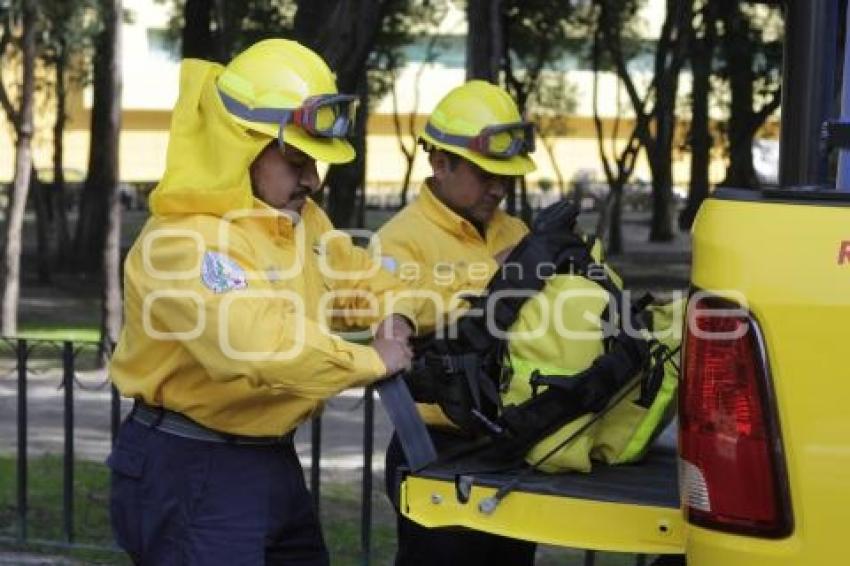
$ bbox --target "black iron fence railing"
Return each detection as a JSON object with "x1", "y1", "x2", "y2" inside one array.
[{"x1": 0, "y1": 337, "x2": 656, "y2": 566}]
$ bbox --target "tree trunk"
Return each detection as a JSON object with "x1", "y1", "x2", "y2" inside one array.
[
  {"x1": 213, "y1": 0, "x2": 249, "y2": 62},
  {"x1": 325, "y1": 70, "x2": 368, "y2": 228},
  {"x1": 488, "y1": 0, "x2": 504, "y2": 83},
  {"x1": 680, "y1": 2, "x2": 717, "y2": 231},
  {"x1": 399, "y1": 156, "x2": 415, "y2": 208},
  {"x1": 292, "y1": 0, "x2": 326, "y2": 47},
  {"x1": 466, "y1": 0, "x2": 497, "y2": 82},
  {"x1": 73, "y1": 0, "x2": 123, "y2": 274},
  {"x1": 541, "y1": 136, "x2": 567, "y2": 195},
  {"x1": 33, "y1": 174, "x2": 50, "y2": 283},
  {"x1": 594, "y1": 182, "x2": 624, "y2": 256},
  {"x1": 181, "y1": 0, "x2": 214, "y2": 60},
  {"x1": 103, "y1": 184, "x2": 123, "y2": 349},
  {"x1": 608, "y1": 185, "x2": 623, "y2": 256},
  {"x1": 389, "y1": 66, "x2": 416, "y2": 209},
  {"x1": 591, "y1": 22, "x2": 641, "y2": 255},
  {"x1": 721, "y1": 4, "x2": 759, "y2": 189},
  {"x1": 53, "y1": 45, "x2": 72, "y2": 269},
  {"x1": 293, "y1": 0, "x2": 386, "y2": 228},
  {"x1": 648, "y1": 0, "x2": 692, "y2": 242},
  {"x1": 355, "y1": 71, "x2": 368, "y2": 229},
  {"x1": 100, "y1": 0, "x2": 124, "y2": 351},
  {"x1": 1, "y1": 0, "x2": 37, "y2": 336}
]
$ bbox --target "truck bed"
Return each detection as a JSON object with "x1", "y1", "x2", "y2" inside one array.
[
  {"x1": 415, "y1": 427, "x2": 679, "y2": 508},
  {"x1": 399, "y1": 426, "x2": 685, "y2": 554}
]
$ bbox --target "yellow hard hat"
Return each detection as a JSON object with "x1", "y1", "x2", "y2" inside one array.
[
  {"x1": 217, "y1": 39, "x2": 356, "y2": 164},
  {"x1": 419, "y1": 80, "x2": 536, "y2": 176}
]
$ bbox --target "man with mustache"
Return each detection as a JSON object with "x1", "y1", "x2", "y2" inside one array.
[
  {"x1": 379, "y1": 81, "x2": 538, "y2": 566},
  {"x1": 107, "y1": 39, "x2": 426, "y2": 565}
]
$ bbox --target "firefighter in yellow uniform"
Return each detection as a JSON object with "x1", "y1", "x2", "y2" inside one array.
[
  {"x1": 107, "y1": 39, "x2": 423, "y2": 566},
  {"x1": 379, "y1": 81, "x2": 538, "y2": 566}
]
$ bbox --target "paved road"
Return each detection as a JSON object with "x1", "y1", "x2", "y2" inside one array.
[{"x1": 0, "y1": 551, "x2": 76, "y2": 565}]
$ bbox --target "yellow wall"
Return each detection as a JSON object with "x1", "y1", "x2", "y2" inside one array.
[{"x1": 0, "y1": 102, "x2": 769, "y2": 192}]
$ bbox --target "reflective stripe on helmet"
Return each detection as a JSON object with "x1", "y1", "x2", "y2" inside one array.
[
  {"x1": 218, "y1": 87, "x2": 357, "y2": 146},
  {"x1": 424, "y1": 121, "x2": 535, "y2": 159}
]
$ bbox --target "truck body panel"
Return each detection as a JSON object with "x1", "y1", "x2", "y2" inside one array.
[{"x1": 686, "y1": 188, "x2": 850, "y2": 564}]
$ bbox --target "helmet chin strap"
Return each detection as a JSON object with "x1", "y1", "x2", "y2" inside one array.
[{"x1": 277, "y1": 117, "x2": 291, "y2": 148}]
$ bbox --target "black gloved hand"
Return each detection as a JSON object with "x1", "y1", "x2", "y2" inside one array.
[{"x1": 532, "y1": 199, "x2": 580, "y2": 236}]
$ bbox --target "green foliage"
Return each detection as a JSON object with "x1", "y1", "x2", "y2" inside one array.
[
  {"x1": 500, "y1": 0, "x2": 591, "y2": 115},
  {"x1": 37, "y1": 0, "x2": 99, "y2": 75},
  {"x1": 715, "y1": 1, "x2": 783, "y2": 112},
  {"x1": 149, "y1": 0, "x2": 449, "y2": 110},
  {"x1": 0, "y1": 0, "x2": 98, "y2": 139},
  {"x1": 504, "y1": 0, "x2": 575, "y2": 73},
  {"x1": 530, "y1": 72, "x2": 578, "y2": 131},
  {"x1": 153, "y1": 0, "x2": 296, "y2": 61},
  {"x1": 369, "y1": 0, "x2": 450, "y2": 102},
  {"x1": 501, "y1": 1, "x2": 585, "y2": 149},
  {"x1": 585, "y1": 0, "x2": 651, "y2": 72}
]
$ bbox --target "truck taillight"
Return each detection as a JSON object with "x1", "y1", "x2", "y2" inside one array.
[{"x1": 680, "y1": 294, "x2": 791, "y2": 538}]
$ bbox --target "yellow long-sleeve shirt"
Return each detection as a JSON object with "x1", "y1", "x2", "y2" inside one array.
[
  {"x1": 377, "y1": 182, "x2": 529, "y2": 426},
  {"x1": 111, "y1": 199, "x2": 424, "y2": 436},
  {"x1": 377, "y1": 183, "x2": 529, "y2": 318}
]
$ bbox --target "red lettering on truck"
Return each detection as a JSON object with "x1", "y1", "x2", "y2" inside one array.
[{"x1": 839, "y1": 241, "x2": 850, "y2": 265}]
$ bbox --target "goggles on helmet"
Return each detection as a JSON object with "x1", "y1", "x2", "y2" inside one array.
[
  {"x1": 424, "y1": 121, "x2": 535, "y2": 158},
  {"x1": 218, "y1": 88, "x2": 359, "y2": 146}
]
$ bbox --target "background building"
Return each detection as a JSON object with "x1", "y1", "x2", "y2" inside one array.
[{"x1": 0, "y1": 0, "x2": 777, "y2": 200}]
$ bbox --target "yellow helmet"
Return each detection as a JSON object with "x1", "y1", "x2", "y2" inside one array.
[
  {"x1": 419, "y1": 80, "x2": 536, "y2": 176},
  {"x1": 217, "y1": 39, "x2": 356, "y2": 164}
]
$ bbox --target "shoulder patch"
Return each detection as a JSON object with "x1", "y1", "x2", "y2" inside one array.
[
  {"x1": 381, "y1": 256, "x2": 399, "y2": 273},
  {"x1": 201, "y1": 251, "x2": 247, "y2": 293}
]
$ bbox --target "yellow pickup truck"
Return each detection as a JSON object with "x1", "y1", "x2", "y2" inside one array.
[
  {"x1": 397, "y1": 186, "x2": 850, "y2": 566},
  {"x1": 396, "y1": 3, "x2": 850, "y2": 563}
]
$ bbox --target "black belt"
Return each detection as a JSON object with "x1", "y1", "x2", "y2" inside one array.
[{"x1": 131, "y1": 402, "x2": 295, "y2": 446}]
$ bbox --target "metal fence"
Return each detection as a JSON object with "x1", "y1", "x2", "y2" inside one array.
[{"x1": 0, "y1": 337, "x2": 653, "y2": 565}]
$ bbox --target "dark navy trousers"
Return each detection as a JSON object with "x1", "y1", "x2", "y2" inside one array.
[{"x1": 107, "y1": 418, "x2": 328, "y2": 566}]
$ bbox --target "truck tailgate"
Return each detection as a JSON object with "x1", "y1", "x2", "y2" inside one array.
[{"x1": 400, "y1": 428, "x2": 685, "y2": 554}]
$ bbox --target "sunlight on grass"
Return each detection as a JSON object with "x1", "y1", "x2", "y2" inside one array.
[{"x1": 14, "y1": 324, "x2": 101, "y2": 343}]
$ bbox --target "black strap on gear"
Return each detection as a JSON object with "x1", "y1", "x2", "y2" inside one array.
[
  {"x1": 375, "y1": 375, "x2": 437, "y2": 472},
  {"x1": 490, "y1": 332, "x2": 650, "y2": 461},
  {"x1": 403, "y1": 201, "x2": 588, "y2": 431}
]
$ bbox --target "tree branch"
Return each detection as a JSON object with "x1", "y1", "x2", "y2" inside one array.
[
  {"x1": 389, "y1": 66, "x2": 413, "y2": 161},
  {"x1": 598, "y1": 4, "x2": 656, "y2": 155},
  {"x1": 592, "y1": 28, "x2": 616, "y2": 186}
]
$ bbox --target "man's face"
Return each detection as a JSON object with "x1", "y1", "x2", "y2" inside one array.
[
  {"x1": 250, "y1": 143, "x2": 321, "y2": 215},
  {"x1": 430, "y1": 150, "x2": 515, "y2": 227}
]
